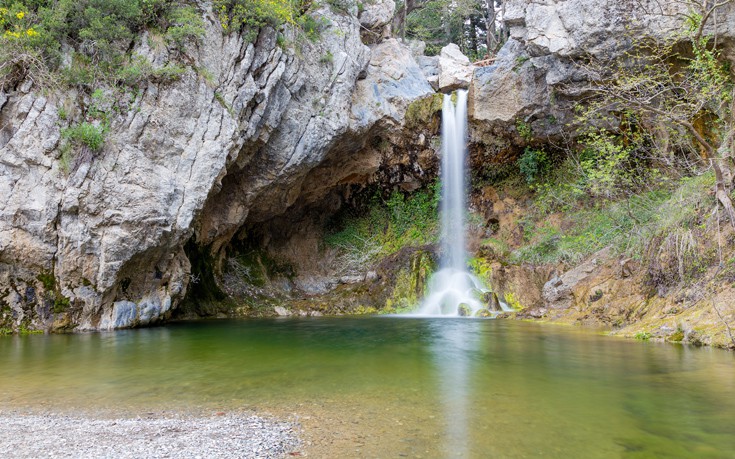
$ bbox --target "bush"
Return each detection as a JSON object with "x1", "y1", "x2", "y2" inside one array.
[
  {"x1": 214, "y1": 0, "x2": 297, "y2": 32},
  {"x1": 325, "y1": 183, "x2": 440, "y2": 273},
  {"x1": 62, "y1": 122, "x2": 106, "y2": 151},
  {"x1": 517, "y1": 147, "x2": 549, "y2": 184},
  {"x1": 1, "y1": 0, "x2": 204, "y2": 89}
]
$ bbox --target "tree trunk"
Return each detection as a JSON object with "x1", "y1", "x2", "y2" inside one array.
[{"x1": 484, "y1": 0, "x2": 498, "y2": 54}]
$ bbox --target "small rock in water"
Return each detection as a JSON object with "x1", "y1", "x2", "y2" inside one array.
[
  {"x1": 457, "y1": 303, "x2": 472, "y2": 316},
  {"x1": 274, "y1": 306, "x2": 291, "y2": 316},
  {"x1": 474, "y1": 309, "x2": 492, "y2": 318}
]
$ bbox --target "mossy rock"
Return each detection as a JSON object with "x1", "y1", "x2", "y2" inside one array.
[
  {"x1": 475, "y1": 309, "x2": 492, "y2": 318},
  {"x1": 457, "y1": 303, "x2": 472, "y2": 316},
  {"x1": 405, "y1": 94, "x2": 443, "y2": 128}
]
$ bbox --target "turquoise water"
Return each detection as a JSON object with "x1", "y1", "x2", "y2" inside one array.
[{"x1": 1, "y1": 318, "x2": 734, "y2": 457}]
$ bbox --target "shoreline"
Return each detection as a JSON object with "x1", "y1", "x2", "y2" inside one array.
[{"x1": 0, "y1": 409, "x2": 302, "y2": 459}]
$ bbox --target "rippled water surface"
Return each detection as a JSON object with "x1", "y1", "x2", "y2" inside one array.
[{"x1": 1, "y1": 318, "x2": 734, "y2": 458}]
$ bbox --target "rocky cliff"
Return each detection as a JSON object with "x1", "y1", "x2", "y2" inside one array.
[
  {"x1": 0, "y1": 3, "x2": 454, "y2": 331},
  {"x1": 465, "y1": 0, "x2": 735, "y2": 349},
  {"x1": 3, "y1": 0, "x2": 735, "y2": 347},
  {"x1": 469, "y1": 0, "x2": 735, "y2": 153}
]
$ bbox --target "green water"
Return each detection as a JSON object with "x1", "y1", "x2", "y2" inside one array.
[{"x1": 1, "y1": 318, "x2": 734, "y2": 458}]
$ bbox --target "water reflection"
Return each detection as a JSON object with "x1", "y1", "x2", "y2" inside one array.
[
  {"x1": 429, "y1": 319, "x2": 484, "y2": 458},
  {"x1": 1, "y1": 319, "x2": 734, "y2": 457}
]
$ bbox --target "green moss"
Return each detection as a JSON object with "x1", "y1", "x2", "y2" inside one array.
[
  {"x1": 668, "y1": 329, "x2": 685, "y2": 342},
  {"x1": 504, "y1": 292, "x2": 524, "y2": 310},
  {"x1": 52, "y1": 295, "x2": 71, "y2": 314},
  {"x1": 634, "y1": 331, "x2": 652, "y2": 341},
  {"x1": 19, "y1": 326, "x2": 43, "y2": 335},
  {"x1": 469, "y1": 257, "x2": 493, "y2": 285},
  {"x1": 37, "y1": 271, "x2": 56, "y2": 291},
  {"x1": 405, "y1": 94, "x2": 443, "y2": 128},
  {"x1": 384, "y1": 251, "x2": 435, "y2": 313}
]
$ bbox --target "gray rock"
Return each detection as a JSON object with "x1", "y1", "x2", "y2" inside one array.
[
  {"x1": 438, "y1": 44, "x2": 473, "y2": 92},
  {"x1": 470, "y1": 0, "x2": 735, "y2": 142},
  {"x1": 0, "y1": 6, "x2": 434, "y2": 331},
  {"x1": 359, "y1": 0, "x2": 395, "y2": 30},
  {"x1": 274, "y1": 306, "x2": 291, "y2": 316},
  {"x1": 100, "y1": 301, "x2": 138, "y2": 330}
]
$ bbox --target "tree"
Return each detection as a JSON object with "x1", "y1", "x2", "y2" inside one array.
[{"x1": 398, "y1": 0, "x2": 506, "y2": 58}]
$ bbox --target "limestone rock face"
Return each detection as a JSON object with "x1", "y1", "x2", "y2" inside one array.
[
  {"x1": 469, "y1": 0, "x2": 735, "y2": 145},
  {"x1": 437, "y1": 44, "x2": 474, "y2": 92},
  {"x1": 359, "y1": 0, "x2": 395, "y2": 31},
  {"x1": 0, "y1": 7, "x2": 433, "y2": 331}
]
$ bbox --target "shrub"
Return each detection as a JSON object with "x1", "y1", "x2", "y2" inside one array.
[
  {"x1": 325, "y1": 183, "x2": 440, "y2": 273},
  {"x1": 62, "y1": 122, "x2": 106, "y2": 151},
  {"x1": 214, "y1": 0, "x2": 297, "y2": 32},
  {"x1": 517, "y1": 147, "x2": 548, "y2": 184}
]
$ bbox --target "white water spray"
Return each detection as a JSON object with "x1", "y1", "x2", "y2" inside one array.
[{"x1": 416, "y1": 90, "x2": 500, "y2": 316}]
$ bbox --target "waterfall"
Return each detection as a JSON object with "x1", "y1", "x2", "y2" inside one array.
[{"x1": 416, "y1": 90, "x2": 492, "y2": 317}]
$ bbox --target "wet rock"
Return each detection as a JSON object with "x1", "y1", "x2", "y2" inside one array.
[
  {"x1": 517, "y1": 307, "x2": 547, "y2": 319},
  {"x1": 457, "y1": 303, "x2": 472, "y2": 317},
  {"x1": 274, "y1": 306, "x2": 291, "y2": 317},
  {"x1": 483, "y1": 291, "x2": 502, "y2": 311},
  {"x1": 475, "y1": 309, "x2": 492, "y2": 318}
]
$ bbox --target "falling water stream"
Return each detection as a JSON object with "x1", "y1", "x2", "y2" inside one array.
[{"x1": 418, "y1": 90, "x2": 504, "y2": 316}]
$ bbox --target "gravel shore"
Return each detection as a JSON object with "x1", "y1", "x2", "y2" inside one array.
[{"x1": 0, "y1": 411, "x2": 301, "y2": 458}]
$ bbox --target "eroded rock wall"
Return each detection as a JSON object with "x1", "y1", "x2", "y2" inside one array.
[
  {"x1": 468, "y1": 0, "x2": 735, "y2": 160},
  {"x1": 0, "y1": 5, "x2": 436, "y2": 331}
]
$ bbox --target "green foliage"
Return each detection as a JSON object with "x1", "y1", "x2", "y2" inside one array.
[
  {"x1": 402, "y1": 0, "x2": 497, "y2": 59},
  {"x1": 214, "y1": 0, "x2": 297, "y2": 32},
  {"x1": 577, "y1": 130, "x2": 640, "y2": 200},
  {"x1": 1, "y1": 0, "x2": 204, "y2": 90},
  {"x1": 512, "y1": 172, "x2": 715, "y2": 265},
  {"x1": 517, "y1": 147, "x2": 548, "y2": 184},
  {"x1": 319, "y1": 50, "x2": 333, "y2": 64},
  {"x1": 325, "y1": 0, "x2": 352, "y2": 13},
  {"x1": 634, "y1": 331, "x2": 652, "y2": 341},
  {"x1": 115, "y1": 56, "x2": 186, "y2": 86},
  {"x1": 62, "y1": 122, "x2": 106, "y2": 151},
  {"x1": 164, "y1": 5, "x2": 205, "y2": 49},
  {"x1": 295, "y1": 12, "x2": 328, "y2": 42},
  {"x1": 52, "y1": 295, "x2": 70, "y2": 313},
  {"x1": 36, "y1": 271, "x2": 55, "y2": 290},
  {"x1": 325, "y1": 183, "x2": 440, "y2": 272},
  {"x1": 516, "y1": 120, "x2": 532, "y2": 141}
]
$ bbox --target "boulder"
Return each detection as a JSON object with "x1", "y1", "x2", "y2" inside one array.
[
  {"x1": 438, "y1": 44, "x2": 473, "y2": 92},
  {"x1": 358, "y1": 0, "x2": 395, "y2": 30},
  {"x1": 457, "y1": 303, "x2": 472, "y2": 316}
]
